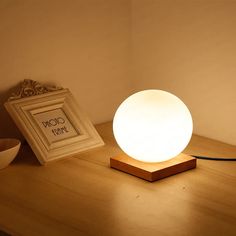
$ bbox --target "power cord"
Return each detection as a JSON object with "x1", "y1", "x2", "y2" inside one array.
[{"x1": 193, "y1": 155, "x2": 236, "y2": 161}]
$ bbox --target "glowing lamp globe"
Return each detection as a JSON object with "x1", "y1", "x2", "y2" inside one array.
[{"x1": 113, "y1": 90, "x2": 193, "y2": 163}]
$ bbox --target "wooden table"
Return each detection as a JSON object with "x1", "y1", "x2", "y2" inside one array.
[{"x1": 0, "y1": 122, "x2": 235, "y2": 236}]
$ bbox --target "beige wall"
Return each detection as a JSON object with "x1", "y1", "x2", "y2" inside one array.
[
  {"x1": 0, "y1": 0, "x2": 132, "y2": 138},
  {"x1": 0, "y1": 0, "x2": 235, "y2": 145},
  {"x1": 132, "y1": 0, "x2": 236, "y2": 145}
]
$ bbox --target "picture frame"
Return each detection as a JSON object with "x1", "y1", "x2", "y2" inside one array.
[{"x1": 4, "y1": 80, "x2": 104, "y2": 165}]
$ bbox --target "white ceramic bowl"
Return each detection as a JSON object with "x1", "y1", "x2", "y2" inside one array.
[{"x1": 0, "y1": 138, "x2": 21, "y2": 170}]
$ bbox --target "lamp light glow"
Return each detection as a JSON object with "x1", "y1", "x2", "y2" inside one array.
[{"x1": 113, "y1": 90, "x2": 193, "y2": 163}]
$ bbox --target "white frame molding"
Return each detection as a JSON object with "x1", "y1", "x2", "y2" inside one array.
[{"x1": 5, "y1": 87, "x2": 104, "y2": 164}]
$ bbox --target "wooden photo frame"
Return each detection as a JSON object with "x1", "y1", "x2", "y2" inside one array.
[{"x1": 4, "y1": 80, "x2": 104, "y2": 164}]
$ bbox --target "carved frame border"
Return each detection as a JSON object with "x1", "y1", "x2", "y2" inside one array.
[{"x1": 4, "y1": 88, "x2": 104, "y2": 164}]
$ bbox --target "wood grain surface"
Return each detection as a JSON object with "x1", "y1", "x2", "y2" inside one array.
[{"x1": 0, "y1": 122, "x2": 235, "y2": 236}]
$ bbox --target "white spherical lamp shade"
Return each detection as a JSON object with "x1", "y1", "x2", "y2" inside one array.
[{"x1": 113, "y1": 90, "x2": 193, "y2": 163}]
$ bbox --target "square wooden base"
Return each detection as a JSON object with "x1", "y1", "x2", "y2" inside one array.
[{"x1": 110, "y1": 153, "x2": 196, "y2": 182}]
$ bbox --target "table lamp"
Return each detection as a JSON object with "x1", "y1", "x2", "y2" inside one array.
[{"x1": 110, "y1": 90, "x2": 196, "y2": 181}]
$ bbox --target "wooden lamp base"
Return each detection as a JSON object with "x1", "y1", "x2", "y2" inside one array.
[{"x1": 110, "y1": 153, "x2": 196, "y2": 182}]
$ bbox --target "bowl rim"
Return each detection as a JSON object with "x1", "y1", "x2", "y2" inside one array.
[{"x1": 0, "y1": 138, "x2": 21, "y2": 153}]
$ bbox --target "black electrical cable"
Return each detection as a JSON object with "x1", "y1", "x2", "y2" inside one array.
[{"x1": 193, "y1": 156, "x2": 236, "y2": 161}]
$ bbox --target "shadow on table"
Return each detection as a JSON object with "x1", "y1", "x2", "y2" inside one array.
[
  {"x1": 12, "y1": 143, "x2": 40, "y2": 166},
  {"x1": 0, "y1": 229, "x2": 11, "y2": 236}
]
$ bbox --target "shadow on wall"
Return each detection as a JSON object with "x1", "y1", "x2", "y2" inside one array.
[{"x1": 0, "y1": 87, "x2": 24, "y2": 140}]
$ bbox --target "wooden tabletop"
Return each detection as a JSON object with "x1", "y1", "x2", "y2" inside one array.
[{"x1": 0, "y1": 122, "x2": 235, "y2": 236}]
